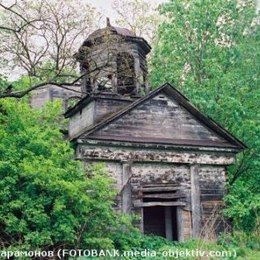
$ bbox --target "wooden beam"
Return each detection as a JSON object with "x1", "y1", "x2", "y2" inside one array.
[
  {"x1": 78, "y1": 145, "x2": 236, "y2": 165},
  {"x1": 142, "y1": 183, "x2": 180, "y2": 187},
  {"x1": 191, "y1": 164, "x2": 201, "y2": 238},
  {"x1": 133, "y1": 201, "x2": 186, "y2": 208},
  {"x1": 122, "y1": 162, "x2": 132, "y2": 213},
  {"x1": 165, "y1": 207, "x2": 173, "y2": 240},
  {"x1": 143, "y1": 193, "x2": 186, "y2": 199},
  {"x1": 140, "y1": 187, "x2": 181, "y2": 192},
  {"x1": 177, "y1": 207, "x2": 184, "y2": 241}
]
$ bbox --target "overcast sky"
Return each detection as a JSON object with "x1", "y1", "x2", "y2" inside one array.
[
  {"x1": 88, "y1": 0, "x2": 260, "y2": 21},
  {"x1": 1, "y1": 0, "x2": 259, "y2": 80},
  {"x1": 88, "y1": 0, "x2": 166, "y2": 25}
]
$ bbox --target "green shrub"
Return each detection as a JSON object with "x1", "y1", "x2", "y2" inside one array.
[{"x1": 0, "y1": 99, "x2": 130, "y2": 251}]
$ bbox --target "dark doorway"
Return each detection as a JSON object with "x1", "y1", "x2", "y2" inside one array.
[
  {"x1": 143, "y1": 206, "x2": 178, "y2": 240},
  {"x1": 143, "y1": 206, "x2": 165, "y2": 237}
]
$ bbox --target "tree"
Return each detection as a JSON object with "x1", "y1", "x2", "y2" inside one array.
[
  {"x1": 0, "y1": 0, "x2": 153, "y2": 100},
  {"x1": 0, "y1": 96, "x2": 129, "y2": 250},
  {"x1": 150, "y1": 0, "x2": 260, "y2": 231},
  {"x1": 0, "y1": 0, "x2": 99, "y2": 77},
  {"x1": 0, "y1": 0, "x2": 100, "y2": 99},
  {"x1": 112, "y1": 0, "x2": 162, "y2": 43}
]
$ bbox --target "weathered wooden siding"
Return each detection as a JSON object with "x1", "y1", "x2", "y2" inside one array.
[
  {"x1": 94, "y1": 98, "x2": 132, "y2": 123},
  {"x1": 65, "y1": 23, "x2": 243, "y2": 241},
  {"x1": 83, "y1": 150, "x2": 229, "y2": 241},
  {"x1": 198, "y1": 166, "x2": 226, "y2": 239},
  {"x1": 69, "y1": 102, "x2": 95, "y2": 139},
  {"x1": 31, "y1": 84, "x2": 81, "y2": 109},
  {"x1": 89, "y1": 94, "x2": 230, "y2": 147},
  {"x1": 81, "y1": 34, "x2": 148, "y2": 95},
  {"x1": 68, "y1": 97, "x2": 132, "y2": 139},
  {"x1": 179, "y1": 209, "x2": 192, "y2": 240}
]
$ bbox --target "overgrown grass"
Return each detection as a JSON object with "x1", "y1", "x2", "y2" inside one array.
[{"x1": 77, "y1": 229, "x2": 260, "y2": 259}]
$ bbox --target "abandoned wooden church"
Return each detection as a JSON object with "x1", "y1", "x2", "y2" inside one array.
[{"x1": 34, "y1": 20, "x2": 246, "y2": 241}]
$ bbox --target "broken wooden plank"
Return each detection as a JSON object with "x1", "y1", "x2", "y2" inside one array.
[
  {"x1": 133, "y1": 201, "x2": 186, "y2": 208},
  {"x1": 142, "y1": 193, "x2": 186, "y2": 199},
  {"x1": 141, "y1": 187, "x2": 181, "y2": 192},
  {"x1": 142, "y1": 183, "x2": 180, "y2": 188}
]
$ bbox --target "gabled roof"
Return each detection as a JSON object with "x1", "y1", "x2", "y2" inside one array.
[{"x1": 75, "y1": 83, "x2": 247, "y2": 150}]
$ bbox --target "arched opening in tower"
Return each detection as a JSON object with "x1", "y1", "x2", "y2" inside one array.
[{"x1": 116, "y1": 52, "x2": 135, "y2": 95}]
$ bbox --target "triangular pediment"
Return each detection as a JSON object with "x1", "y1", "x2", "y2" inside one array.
[{"x1": 78, "y1": 84, "x2": 245, "y2": 149}]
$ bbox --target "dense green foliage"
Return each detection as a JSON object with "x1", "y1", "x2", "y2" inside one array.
[
  {"x1": 0, "y1": 98, "x2": 132, "y2": 250},
  {"x1": 0, "y1": 0, "x2": 259, "y2": 257},
  {"x1": 0, "y1": 92, "x2": 258, "y2": 259},
  {"x1": 151, "y1": 0, "x2": 260, "y2": 232}
]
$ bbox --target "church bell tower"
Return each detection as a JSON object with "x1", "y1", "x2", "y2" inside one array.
[{"x1": 75, "y1": 18, "x2": 151, "y2": 97}]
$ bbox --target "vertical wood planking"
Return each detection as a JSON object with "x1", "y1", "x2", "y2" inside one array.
[
  {"x1": 165, "y1": 207, "x2": 173, "y2": 240},
  {"x1": 191, "y1": 164, "x2": 201, "y2": 238},
  {"x1": 122, "y1": 162, "x2": 132, "y2": 213},
  {"x1": 177, "y1": 208, "x2": 184, "y2": 241}
]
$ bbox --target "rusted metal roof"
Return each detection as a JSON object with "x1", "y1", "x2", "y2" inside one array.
[
  {"x1": 87, "y1": 25, "x2": 135, "y2": 39},
  {"x1": 82, "y1": 25, "x2": 151, "y2": 54},
  {"x1": 113, "y1": 26, "x2": 136, "y2": 37}
]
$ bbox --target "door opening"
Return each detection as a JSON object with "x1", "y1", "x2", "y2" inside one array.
[{"x1": 143, "y1": 206, "x2": 178, "y2": 240}]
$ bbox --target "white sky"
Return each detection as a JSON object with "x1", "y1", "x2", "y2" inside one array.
[
  {"x1": 88, "y1": 0, "x2": 166, "y2": 25},
  {"x1": 1, "y1": 0, "x2": 259, "y2": 80},
  {"x1": 1, "y1": 0, "x2": 167, "y2": 80},
  {"x1": 88, "y1": 0, "x2": 260, "y2": 19}
]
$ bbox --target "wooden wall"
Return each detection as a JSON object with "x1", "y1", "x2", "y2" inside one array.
[
  {"x1": 79, "y1": 143, "x2": 232, "y2": 241},
  {"x1": 89, "y1": 94, "x2": 231, "y2": 147}
]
